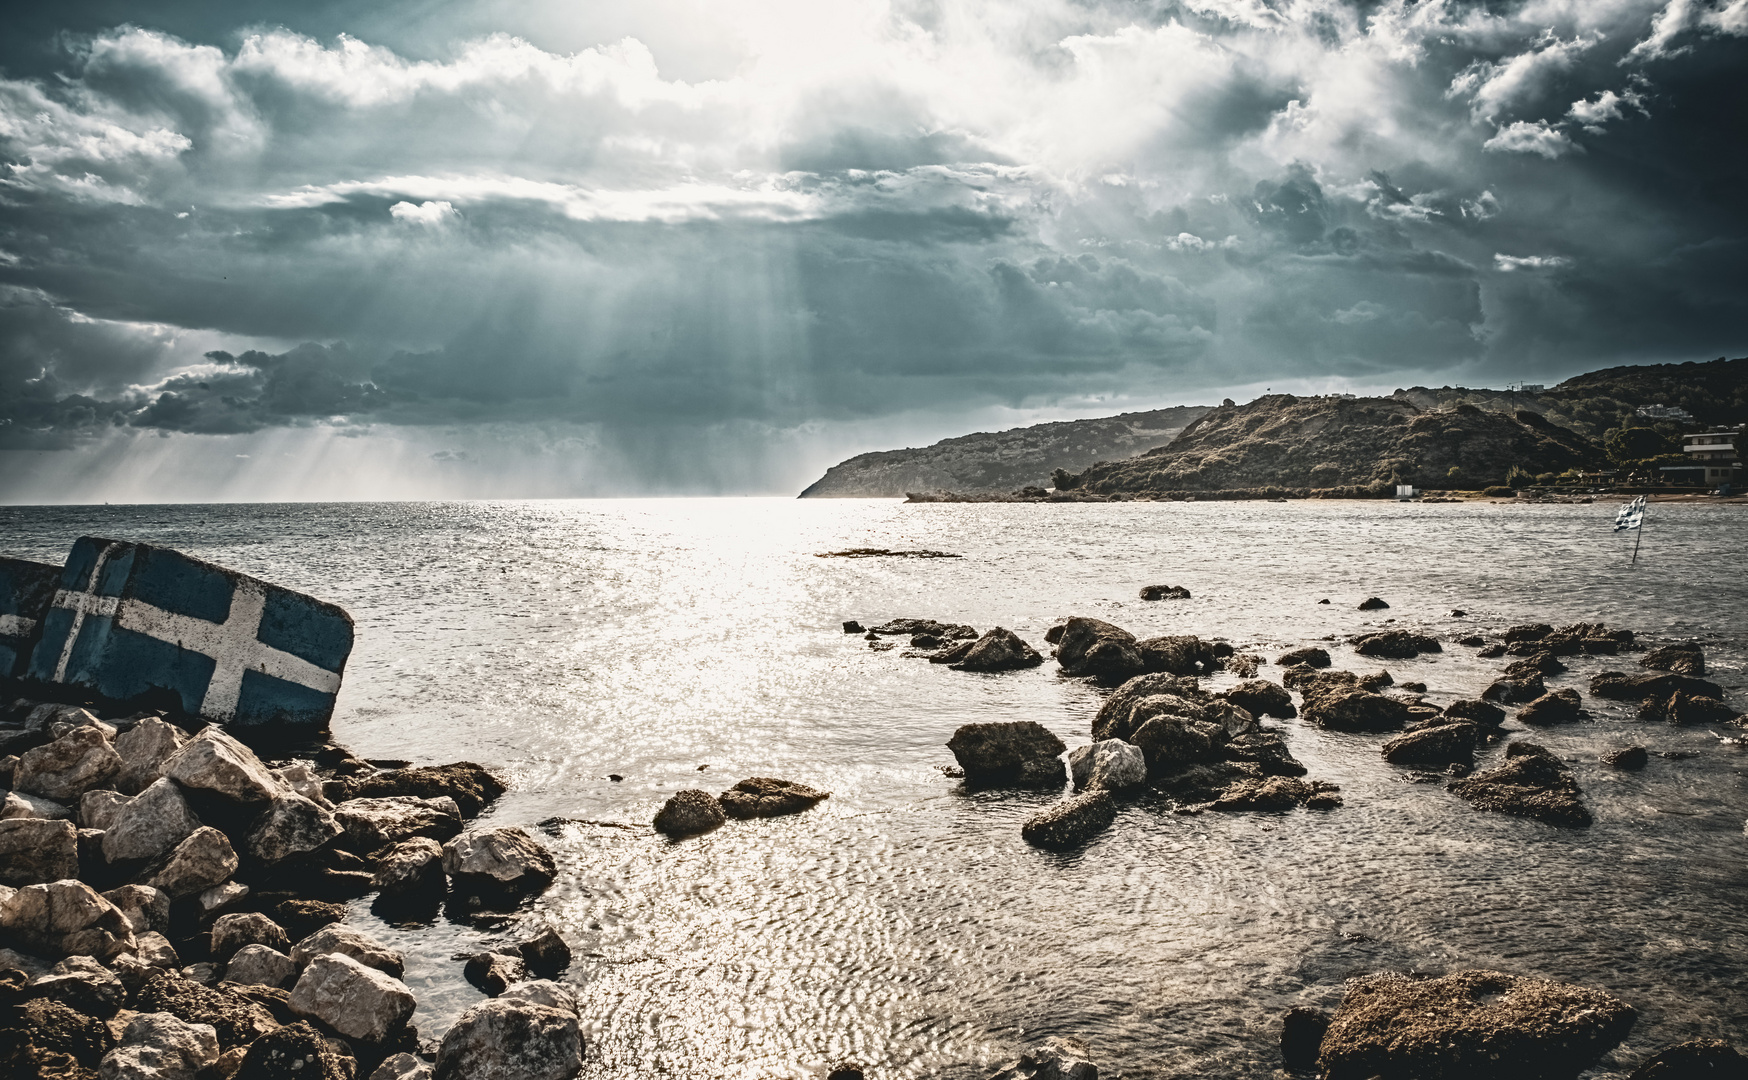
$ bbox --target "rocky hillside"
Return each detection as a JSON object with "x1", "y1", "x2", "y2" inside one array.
[
  {"x1": 1055, "y1": 396, "x2": 1604, "y2": 494},
  {"x1": 799, "y1": 406, "x2": 1210, "y2": 497}
]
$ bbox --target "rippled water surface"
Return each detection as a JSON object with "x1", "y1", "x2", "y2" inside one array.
[{"x1": 4, "y1": 498, "x2": 1746, "y2": 1078}]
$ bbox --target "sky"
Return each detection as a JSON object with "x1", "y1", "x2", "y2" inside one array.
[{"x1": 0, "y1": 0, "x2": 1744, "y2": 501}]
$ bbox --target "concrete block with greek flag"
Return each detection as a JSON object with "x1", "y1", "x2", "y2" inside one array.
[
  {"x1": 25, "y1": 537, "x2": 353, "y2": 736},
  {"x1": 0, "y1": 557, "x2": 62, "y2": 678}
]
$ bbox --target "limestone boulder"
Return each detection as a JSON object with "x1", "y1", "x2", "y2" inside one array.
[
  {"x1": 1316, "y1": 969, "x2": 1634, "y2": 1080},
  {"x1": 246, "y1": 793, "x2": 343, "y2": 865},
  {"x1": 135, "y1": 932, "x2": 180, "y2": 971},
  {"x1": 371, "y1": 836, "x2": 445, "y2": 896},
  {"x1": 653, "y1": 790, "x2": 725, "y2": 837},
  {"x1": 334, "y1": 796, "x2": 463, "y2": 851},
  {"x1": 211, "y1": 913, "x2": 288, "y2": 961},
  {"x1": 1067, "y1": 740, "x2": 1147, "y2": 792},
  {"x1": 0, "y1": 817, "x2": 78, "y2": 885},
  {"x1": 441, "y1": 828, "x2": 557, "y2": 897},
  {"x1": 1447, "y1": 742, "x2": 1591, "y2": 828},
  {"x1": 224, "y1": 944, "x2": 298, "y2": 989},
  {"x1": 289, "y1": 952, "x2": 417, "y2": 1044},
  {"x1": 30, "y1": 954, "x2": 127, "y2": 1016},
  {"x1": 989, "y1": 1035, "x2": 1099, "y2": 1080},
  {"x1": 79, "y1": 789, "x2": 129, "y2": 830},
  {"x1": 1020, "y1": 791, "x2": 1116, "y2": 851},
  {"x1": 500, "y1": 979, "x2": 578, "y2": 1016},
  {"x1": 289, "y1": 923, "x2": 406, "y2": 977},
  {"x1": 104, "y1": 778, "x2": 202, "y2": 865},
  {"x1": 718, "y1": 777, "x2": 831, "y2": 819},
  {"x1": 949, "y1": 627, "x2": 1044, "y2": 673},
  {"x1": 2, "y1": 789, "x2": 73, "y2": 821},
  {"x1": 113, "y1": 718, "x2": 189, "y2": 796},
  {"x1": 98, "y1": 1011, "x2": 221, "y2": 1080},
  {"x1": 104, "y1": 885, "x2": 170, "y2": 936},
  {"x1": 13, "y1": 726, "x2": 123, "y2": 801},
  {"x1": 372, "y1": 1052, "x2": 436, "y2": 1080},
  {"x1": 435, "y1": 997, "x2": 583, "y2": 1080},
  {"x1": 271, "y1": 763, "x2": 333, "y2": 809},
  {"x1": 1380, "y1": 722, "x2": 1477, "y2": 766},
  {"x1": 346, "y1": 761, "x2": 507, "y2": 817},
  {"x1": 946, "y1": 721, "x2": 1067, "y2": 787},
  {"x1": 146, "y1": 827, "x2": 238, "y2": 900},
  {"x1": 162, "y1": 729, "x2": 285, "y2": 804},
  {"x1": 0, "y1": 879, "x2": 136, "y2": 959}
]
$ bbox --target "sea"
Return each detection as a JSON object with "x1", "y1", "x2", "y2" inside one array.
[{"x1": 3, "y1": 497, "x2": 1746, "y2": 1078}]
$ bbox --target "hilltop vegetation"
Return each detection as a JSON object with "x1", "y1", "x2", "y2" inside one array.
[
  {"x1": 1054, "y1": 396, "x2": 1603, "y2": 495},
  {"x1": 799, "y1": 406, "x2": 1210, "y2": 497}
]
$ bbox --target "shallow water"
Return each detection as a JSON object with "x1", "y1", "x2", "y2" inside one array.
[{"x1": 4, "y1": 497, "x2": 1746, "y2": 1078}]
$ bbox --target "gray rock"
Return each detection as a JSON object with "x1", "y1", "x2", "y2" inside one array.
[
  {"x1": 949, "y1": 627, "x2": 1044, "y2": 672},
  {"x1": 234, "y1": 1021, "x2": 355, "y2": 1080},
  {"x1": 371, "y1": 836, "x2": 446, "y2": 896},
  {"x1": 79, "y1": 789, "x2": 129, "y2": 829},
  {"x1": 1640, "y1": 642, "x2": 1705, "y2": 677},
  {"x1": 0, "y1": 816, "x2": 79, "y2": 885},
  {"x1": 946, "y1": 721, "x2": 1068, "y2": 787},
  {"x1": 47, "y1": 708, "x2": 117, "y2": 741},
  {"x1": 333, "y1": 795, "x2": 464, "y2": 851},
  {"x1": 3, "y1": 789, "x2": 74, "y2": 821},
  {"x1": 1447, "y1": 742, "x2": 1591, "y2": 828},
  {"x1": 1210, "y1": 776, "x2": 1318, "y2": 812},
  {"x1": 135, "y1": 931, "x2": 180, "y2": 970},
  {"x1": 1302, "y1": 681, "x2": 1411, "y2": 732},
  {"x1": 104, "y1": 885, "x2": 170, "y2": 935},
  {"x1": 1066, "y1": 740, "x2": 1147, "y2": 792},
  {"x1": 99, "y1": 1010, "x2": 221, "y2": 1080},
  {"x1": 246, "y1": 793, "x2": 343, "y2": 865},
  {"x1": 13, "y1": 726, "x2": 124, "y2": 801},
  {"x1": 1276, "y1": 646, "x2": 1331, "y2": 668},
  {"x1": 516, "y1": 925, "x2": 572, "y2": 979},
  {"x1": 1139, "y1": 584, "x2": 1190, "y2": 600},
  {"x1": 500, "y1": 979, "x2": 578, "y2": 1016},
  {"x1": 146, "y1": 827, "x2": 238, "y2": 900},
  {"x1": 1054, "y1": 617, "x2": 1146, "y2": 684},
  {"x1": 653, "y1": 790, "x2": 725, "y2": 837},
  {"x1": 211, "y1": 913, "x2": 289, "y2": 961},
  {"x1": 1603, "y1": 745, "x2": 1649, "y2": 770},
  {"x1": 1222, "y1": 680, "x2": 1297, "y2": 719},
  {"x1": 465, "y1": 951, "x2": 528, "y2": 996},
  {"x1": 162, "y1": 728, "x2": 286, "y2": 805},
  {"x1": 435, "y1": 997, "x2": 583, "y2": 1080},
  {"x1": 1443, "y1": 699, "x2": 1506, "y2": 726},
  {"x1": 989, "y1": 1035, "x2": 1099, "y2": 1080},
  {"x1": 1136, "y1": 634, "x2": 1224, "y2": 676},
  {"x1": 31, "y1": 954, "x2": 127, "y2": 1016},
  {"x1": 289, "y1": 952, "x2": 417, "y2": 1044},
  {"x1": 1021, "y1": 791, "x2": 1116, "y2": 851},
  {"x1": 1316, "y1": 969, "x2": 1634, "y2": 1080},
  {"x1": 1483, "y1": 673, "x2": 1547, "y2": 704},
  {"x1": 104, "y1": 778, "x2": 202, "y2": 865},
  {"x1": 1353, "y1": 631, "x2": 1441, "y2": 659},
  {"x1": 197, "y1": 881, "x2": 249, "y2": 918},
  {"x1": 371, "y1": 1052, "x2": 435, "y2": 1080},
  {"x1": 0, "y1": 879, "x2": 136, "y2": 959},
  {"x1": 289, "y1": 923, "x2": 406, "y2": 977},
  {"x1": 224, "y1": 944, "x2": 298, "y2": 989},
  {"x1": 1627, "y1": 1038, "x2": 1748, "y2": 1079},
  {"x1": 1380, "y1": 722, "x2": 1476, "y2": 766},
  {"x1": 441, "y1": 828, "x2": 557, "y2": 895},
  {"x1": 1517, "y1": 688, "x2": 1585, "y2": 726},
  {"x1": 272, "y1": 763, "x2": 334, "y2": 809},
  {"x1": 1091, "y1": 672, "x2": 1208, "y2": 741},
  {"x1": 717, "y1": 777, "x2": 831, "y2": 819},
  {"x1": 113, "y1": 718, "x2": 189, "y2": 796}
]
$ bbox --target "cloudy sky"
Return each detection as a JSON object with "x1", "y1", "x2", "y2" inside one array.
[{"x1": 1, "y1": 0, "x2": 1743, "y2": 500}]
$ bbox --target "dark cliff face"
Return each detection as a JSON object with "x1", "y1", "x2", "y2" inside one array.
[
  {"x1": 1064, "y1": 396, "x2": 1604, "y2": 493},
  {"x1": 798, "y1": 406, "x2": 1211, "y2": 497}
]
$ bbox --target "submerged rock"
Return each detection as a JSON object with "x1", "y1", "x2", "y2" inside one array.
[
  {"x1": 1357, "y1": 597, "x2": 1389, "y2": 610},
  {"x1": 1640, "y1": 642, "x2": 1705, "y2": 678},
  {"x1": 515, "y1": 925, "x2": 572, "y2": 979},
  {"x1": 465, "y1": 951, "x2": 528, "y2": 996},
  {"x1": 1626, "y1": 1038, "x2": 1748, "y2": 1079},
  {"x1": 1281, "y1": 1006, "x2": 1331, "y2": 1074},
  {"x1": 1067, "y1": 740, "x2": 1147, "y2": 792},
  {"x1": 1316, "y1": 969, "x2": 1635, "y2": 1080},
  {"x1": 1223, "y1": 731, "x2": 1308, "y2": 777},
  {"x1": 1590, "y1": 671, "x2": 1723, "y2": 702},
  {"x1": 1602, "y1": 745, "x2": 1649, "y2": 770},
  {"x1": 1638, "y1": 690, "x2": 1739, "y2": 726},
  {"x1": 1209, "y1": 776, "x2": 1337, "y2": 812},
  {"x1": 1139, "y1": 584, "x2": 1191, "y2": 600},
  {"x1": 1021, "y1": 791, "x2": 1116, "y2": 850},
  {"x1": 1483, "y1": 674, "x2": 1546, "y2": 705},
  {"x1": 1447, "y1": 743, "x2": 1591, "y2": 828},
  {"x1": 1353, "y1": 631, "x2": 1441, "y2": 659},
  {"x1": 1135, "y1": 635, "x2": 1224, "y2": 677},
  {"x1": 1517, "y1": 689, "x2": 1585, "y2": 727},
  {"x1": 653, "y1": 790, "x2": 727, "y2": 837},
  {"x1": 950, "y1": 627, "x2": 1044, "y2": 672},
  {"x1": 347, "y1": 762, "x2": 507, "y2": 818},
  {"x1": 988, "y1": 1035, "x2": 1100, "y2": 1080},
  {"x1": 718, "y1": 777, "x2": 831, "y2": 819},
  {"x1": 1302, "y1": 678, "x2": 1411, "y2": 733},
  {"x1": 1443, "y1": 699, "x2": 1506, "y2": 727},
  {"x1": 1222, "y1": 680, "x2": 1296, "y2": 719},
  {"x1": 1276, "y1": 646, "x2": 1331, "y2": 668},
  {"x1": 1380, "y1": 722, "x2": 1476, "y2": 766},
  {"x1": 946, "y1": 722, "x2": 1067, "y2": 787}
]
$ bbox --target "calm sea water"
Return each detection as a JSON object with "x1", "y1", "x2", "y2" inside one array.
[{"x1": 3, "y1": 498, "x2": 1745, "y2": 1078}]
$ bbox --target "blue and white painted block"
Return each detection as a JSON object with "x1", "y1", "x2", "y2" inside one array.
[
  {"x1": 0, "y1": 557, "x2": 63, "y2": 678},
  {"x1": 25, "y1": 537, "x2": 354, "y2": 736}
]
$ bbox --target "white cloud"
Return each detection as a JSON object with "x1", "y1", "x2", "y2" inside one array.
[
  {"x1": 389, "y1": 199, "x2": 459, "y2": 225},
  {"x1": 1494, "y1": 253, "x2": 1574, "y2": 271},
  {"x1": 1706, "y1": 0, "x2": 1748, "y2": 32},
  {"x1": 1566, "y1": 87, "x2": 1647, "y2": 132},
  {"x1": 1625, "y1": 0, "x2": 1699, "y2": 60},
  {"x1": 1449, "y1": 32, "x2": 1600, "y2": 122},
  {"x1": 1483, "y1": 120, "x2": 1577, "y2": 158}
]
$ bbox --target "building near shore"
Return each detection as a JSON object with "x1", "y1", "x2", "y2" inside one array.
[{"x1": 1660, "y1": 428, "x2": 1742, "y2": 487}]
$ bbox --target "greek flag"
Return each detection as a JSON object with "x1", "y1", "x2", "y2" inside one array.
[
  {"x1": 1613, "y1": 496, "x2": 1646, "y2": 532},
  {"x1": 26, "y1": 537, "x2": 354, "y2": 734}
]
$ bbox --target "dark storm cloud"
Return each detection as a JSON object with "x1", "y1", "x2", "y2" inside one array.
[{"x1": 1, "y1": 0, "x2": 1745, "y2": 484}]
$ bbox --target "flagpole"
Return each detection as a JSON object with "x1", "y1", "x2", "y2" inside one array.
[{"x1": 1631, "y1": 502, "x2": 1644, "y2": 566}]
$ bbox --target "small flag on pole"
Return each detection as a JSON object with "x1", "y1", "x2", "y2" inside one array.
[{"x1": 1613, "y1": 496, "x2": 1646, "y2": 532}]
